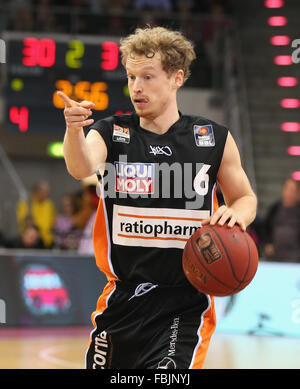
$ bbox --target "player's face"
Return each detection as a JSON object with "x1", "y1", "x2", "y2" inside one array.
[{"x1": 126, "y1": 53, "x2": 179, "y2": 119}]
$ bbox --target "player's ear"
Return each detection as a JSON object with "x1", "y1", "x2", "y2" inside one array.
[{"x1": 173, "y1": 69, "x2": 184, "y2": 89}]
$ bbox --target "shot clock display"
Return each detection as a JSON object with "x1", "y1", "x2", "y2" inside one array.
[{"x1": 3, "y1": 32, "x2": 132, "y2": 134}]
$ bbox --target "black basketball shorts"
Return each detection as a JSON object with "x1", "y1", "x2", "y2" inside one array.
[{"x1": 85, "y1": 280, "x2": 216, "y2": 369}]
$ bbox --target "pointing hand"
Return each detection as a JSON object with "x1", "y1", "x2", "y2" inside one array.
[{"x1": 57, "y1": 91, "x2": 95, "y2": 132}]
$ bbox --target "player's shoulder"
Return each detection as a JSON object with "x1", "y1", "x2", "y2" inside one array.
[{"x1": 182, "y1": 113, "x2": 228, "y2": 133}]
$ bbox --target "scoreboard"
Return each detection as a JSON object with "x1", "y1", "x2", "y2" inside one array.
[{"x1": 3, "y1": 32, "x2": 132, "y2": 134}]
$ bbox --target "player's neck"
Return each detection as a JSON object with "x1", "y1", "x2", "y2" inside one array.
[{"x1": 139, "y1": 105, "x2": 180, "y2": 135}]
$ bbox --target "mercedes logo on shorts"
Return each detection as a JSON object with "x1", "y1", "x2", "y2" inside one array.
[{"x1": 157, "y1": 357, "x2": 176, "y2": 369}]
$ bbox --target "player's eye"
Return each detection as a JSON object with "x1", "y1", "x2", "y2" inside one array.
[{"x1": 145, "y1": 75, "x2": 152, "y2": 80}]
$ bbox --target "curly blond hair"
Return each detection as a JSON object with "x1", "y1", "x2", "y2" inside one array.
[{"x1": 120, "y1": 26, "x2": 196, "y2": 83}]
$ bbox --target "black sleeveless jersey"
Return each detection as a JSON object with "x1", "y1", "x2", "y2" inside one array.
[{"x1": 90, "y1": 112, "x2": 228, "y2": 287}]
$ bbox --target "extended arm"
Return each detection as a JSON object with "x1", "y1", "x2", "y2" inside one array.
[
  {"x1": 58, "y1": 91, "x2": 107, "y2": 179},
  {"x1": 203, "y1": 132, "x2": 257, "y2": 231}
]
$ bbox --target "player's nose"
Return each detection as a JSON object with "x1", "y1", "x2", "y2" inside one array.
[{"x1": 132, "y1": 77, "x2": 143, "y2": 94}]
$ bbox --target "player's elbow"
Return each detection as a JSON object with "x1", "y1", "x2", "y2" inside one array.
[
  {"x1": 69, "y1": 171, "x2": 86, "y2": 181},
  {"x1": 65, "y1": 162, "x2": 93, "y2": 181},
  {"x1": 251, "y1": 190, "x2": 258, "y2": 210}
]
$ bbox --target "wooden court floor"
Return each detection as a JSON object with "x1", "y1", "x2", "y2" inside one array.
[{"x1": 0, "y1": 326, "x2": 300, "y2": 369}]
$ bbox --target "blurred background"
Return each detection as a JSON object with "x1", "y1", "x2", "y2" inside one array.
[{"x1": 0, "y1": 0, "x2": 299, "y2": 369}]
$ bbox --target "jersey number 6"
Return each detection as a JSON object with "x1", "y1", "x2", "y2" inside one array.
[{"x1": 193, "y1": 164, "x2": 211, "y2": 196}]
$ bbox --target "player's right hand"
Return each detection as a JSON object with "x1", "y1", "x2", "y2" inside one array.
[{"x1": 57, "y1": 91, "x2": 95, "y2": 132}]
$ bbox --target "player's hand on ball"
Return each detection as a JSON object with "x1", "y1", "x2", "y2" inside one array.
[
  {"x1": 202, "y1": 205, "x2": 246, "y2": 231},
  {"x1": 57, "y1": 91, "x2": 95, "y2": 132}
]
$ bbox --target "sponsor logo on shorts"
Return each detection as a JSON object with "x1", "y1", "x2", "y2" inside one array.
[
  {"x1": 92, "y1": 330, "x2": 112, "y2": 369},
  {"x1": 193, "y1": 124, "x2": 215, "y2": 147},
  {"x1": 115, "y1": 161, "x2": 154, "y2": 194},
  {"x1": 196, "y1": 232, "x2": 222, "y2": 264},
  {"x1": 113, "y1": 124, "x2": 130, "y2": 144},
  {"x1": 168, "y1": 317, "x2": 179, "y2": 357},
  {"x1": 112, "y1": 205, "x2": 209, "y2": 249},
  {"x1": 157, "y1": 356, "x2": 177, "y2": 369},
  {"x1": 128, "y1": 282, "x2": 158, "y2": 301}
]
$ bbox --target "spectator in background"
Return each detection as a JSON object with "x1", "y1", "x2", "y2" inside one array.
[
  {"x1": 263, "y1": 177, "x2": 300, "y2": 262},
  {"x1": 77, "y1": 183, "x2": 99, "y2": 255},
  {"x1": 6, "y1": 224, "x2": 45, "y2": 249},
  {"x1": 72, "y1": 184, "x2": 97, "y2": 232},
  {"x1": 53, "y1": 193, "x2": 81, "y2": 250},
  {"x1": 16, "y1": 181, "x2": 56, "y2": 248}
]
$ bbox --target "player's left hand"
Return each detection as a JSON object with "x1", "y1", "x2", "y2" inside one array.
[{"x1": 202, "y1": 205, "x2": 246, "y2": 231}]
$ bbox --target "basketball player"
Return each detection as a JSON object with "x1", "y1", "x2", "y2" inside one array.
[{"x1": 58, "y1": 26, "x2": 257, "y2": 369}]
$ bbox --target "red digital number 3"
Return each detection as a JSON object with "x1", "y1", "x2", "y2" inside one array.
[{"x1": 101, "y1": 41, "x2": 119, "y2": 71}]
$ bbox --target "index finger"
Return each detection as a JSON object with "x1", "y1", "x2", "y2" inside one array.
[{"x1": 56, "y1": 91, "x2": 74, "y2": 108}]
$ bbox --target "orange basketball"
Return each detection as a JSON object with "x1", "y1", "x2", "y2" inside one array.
[{"x1": 182, "y1": 224, "x2": 259, "y2": 296}]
